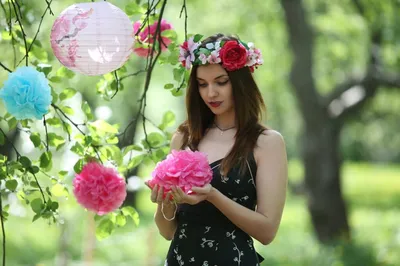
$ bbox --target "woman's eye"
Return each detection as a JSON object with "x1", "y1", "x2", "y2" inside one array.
[
  {"x1": 198, "y1": 83, "x2": 207, "y2": 88},
  {"x1": 217, "y1": 80, "x2": 229, "y2": 86}
]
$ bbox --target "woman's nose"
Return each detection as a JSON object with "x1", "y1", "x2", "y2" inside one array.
[{"x1": 207, "y1": 86, "x2": 218, "y2": 97}]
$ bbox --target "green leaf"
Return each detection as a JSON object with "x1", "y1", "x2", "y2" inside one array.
[
  {"x1": 48, "y1": 133, "x2": 66, "y2": 148},
  {"x1": 51, "y1": 88, "x2": 59, "y2": 103},
  {"x1": 32, "y1": 213, "x2": 41, "y2": 222},
  {"x1": 60, "y1": 106, "x2": 74, "y2": 115},
  {"x1": 8, "y1": 117, "x2": 18, "y2": 129},
  {"x1": 30, "y1": 133, "x2": 41, "y2": 147},
  {"x1": 171, "y1": 88, "x2": 184, "y2": 97},
  {"x1": 57, "y1": 67, "x2": 75, "y2": 78},
  {"x1": 46, "y1": 117, "x2": 62, "y2": 127},
  {"x1": 31, "y1": 45, "x2": 48, "y2": 61},
  {"x1": 90, "y1": 120, "x2": 118, "y2": 134},
  {"x1": 39, "y1": 151, "x2": 52, "y2": 169},
  {"x1": 0, "y1": 130, "x2": 4, "y2": 145},
  {"x1": 60, "y1": 88, "x2": 77, "y2": 101},
  {"x1": 147, "y1": 132, "x2": 166, "y2": 147},
  {"x1": 193, "y1": 34, "x2": 204, "y2": 43},
  {"x1": 71, "y1": 142, "x2": 85, "y2": 156},
  {"x1": 115, "y1": 213, "x2": 127, "y2": 227},
  {"x1": 51, "y1": 201, "x2": 59, "y2": 211},
  {"x1": 58, "y1": 170, "x2": 68, "y2": 177},
  {"x1": 82, "y1": 101, "x2": 94, "y2": 120},
  {"x1": 96, "y1": 218, "x2": 115, "y2": 240},
  {"x1": 127, "y1": 154, "x2": 145, "y2": 170},
  {"x1": 49, "y1": 76, "x2": 62, "y2": 83},
  {"x1": 125, "y1": 2, "x2": 142, "y2": 16},
  {"x1": 36, "y1": 64, "x2": 52, "y2": 76},
  {"x1": 31, "y1": 198, "x2": 43, "y2": 214},
  {"x1": 160, "y1": 111, "x2": 175, "y2": 130},
  {"x1": 121, "y1": 206, "x2": 140, "y2": 226},
  {"x1": 123, "y1": 144, "x2": 143, "y2": 156},
  {"x1": 164, "y1": 83, "x2": 174, "y2": 90},
  {"x1": 30, "y1": 165, "x2": 40, "y2": 174},
  {"x1": 74, "y1": 159, "x2": 84, "y2": 174},
  {"x1": 161, "y1": 29, "x2": 177, "y2": 40},
  {"x1": 5, "y1": 179, "x2": 18, "y2": 191},
  {"x1": 51, "y1": 183, "x2": 68, "y2": 197},
  {"x1": 173, "y1": 67, "x2": 185, "y2": 82},
  {"x1": 19, "y1": 156, "x2": 32, "y2": 168}
]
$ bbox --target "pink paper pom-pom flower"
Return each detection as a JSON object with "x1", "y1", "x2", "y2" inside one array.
[
  {"x1": 73, "y1": 162, "x2": 127, "y2": 215},
  {"x1": 149, "y1": 150, "x2": 213, "y2": 196}
]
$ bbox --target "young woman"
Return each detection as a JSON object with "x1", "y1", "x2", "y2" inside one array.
[{"x1": 146, "y1": 33, "x2": 287, "y2": 266}]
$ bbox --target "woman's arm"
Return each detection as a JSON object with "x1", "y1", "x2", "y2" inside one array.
[
  {"x1": 153, "y1": 132, "x2": 183, "y2": 240},
  {"x1": 207, "y1": 130, "x2": 288, "y2": 245}
]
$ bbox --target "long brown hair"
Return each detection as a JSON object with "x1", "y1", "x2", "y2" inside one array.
[{"x1": 178, "y1": 33, "x2": 266, "y2": 175}]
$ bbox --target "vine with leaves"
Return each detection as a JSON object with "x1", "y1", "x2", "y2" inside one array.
[{"x1": 0, "y1": 0, "x2": 189, "y2": 264}]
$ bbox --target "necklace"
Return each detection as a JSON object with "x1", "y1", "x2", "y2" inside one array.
[{"x1": 214, "y1": 122, "x2": 236, "y2": 135}]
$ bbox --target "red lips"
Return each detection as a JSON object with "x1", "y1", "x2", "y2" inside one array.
[{"x1": 209, "y1": 101, "x2": 222, "y2": 108}]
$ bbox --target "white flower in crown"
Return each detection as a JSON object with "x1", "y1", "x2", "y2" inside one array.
[
  {"x1": 246, "y1": 42, "x2": 263, "y2": 70},
  {"x1": 199, "y1": 53, "x2": 208, "y2": 64},
  {"x1": 207, "y1": 50, "x2": 221, "y2": 64},
  {"x1": 179, "y1": 36, "x2": 201, "y2": 69}
]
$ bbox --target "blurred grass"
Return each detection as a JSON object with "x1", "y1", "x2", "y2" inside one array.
[{"x1": 3, "y1": 161, "x2": 400, "y2": 266}]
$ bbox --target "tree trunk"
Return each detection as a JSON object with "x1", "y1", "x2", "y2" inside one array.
[
  {"x1": 303, "y1": 121, "x2": 350, "y2": 243},
  {"x1": 280, "y1": 0, "x2": 351, "y2": 242}
]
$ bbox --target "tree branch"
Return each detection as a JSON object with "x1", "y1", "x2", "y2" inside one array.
[
  {"x1": 0, "y1": 62, "x2": 12, "y2": 73},
  {"x1": 11, "y1": 0, "x2": 28, "y2": 66},
  {"x1": 280, "y1": 0, "x2": 324, "y2": 124}
]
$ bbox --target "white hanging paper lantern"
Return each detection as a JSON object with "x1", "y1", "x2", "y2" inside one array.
[{"x1": 50, "y1": 2, "x2": 134, "y2": 76}]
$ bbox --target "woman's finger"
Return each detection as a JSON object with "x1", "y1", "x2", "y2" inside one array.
[
  {"x1": 157, "y1": 185, "x2": 164, "y2": 203},
  {"x1": 163, "y1": 191, "x2": 173, "y2": 204},
  {"x1": 150, "y1": 184, "x2": 158, "y2": 203}
]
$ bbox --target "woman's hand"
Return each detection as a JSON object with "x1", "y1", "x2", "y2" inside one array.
[
  {"x1": 144, "y1": 181, "x2": 174, "y2": 206},
  {"x1": 171, "y1": 184, "x2": 215, "y2": 205}
]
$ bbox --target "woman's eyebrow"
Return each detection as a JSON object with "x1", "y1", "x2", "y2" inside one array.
[{"x1": 197, "y1": 75, "x2": 229, "y2": 81}]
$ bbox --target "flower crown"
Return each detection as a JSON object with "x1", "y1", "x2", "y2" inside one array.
[{"x1": 179, "y1": 34, "x2": 263, "y2": 72}]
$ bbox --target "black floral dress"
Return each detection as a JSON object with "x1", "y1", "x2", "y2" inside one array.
[{"x1": 165, "y1": 155, "x2": 265, "y2": 266}]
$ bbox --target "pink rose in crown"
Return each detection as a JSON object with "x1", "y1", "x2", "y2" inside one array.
[
  {"x1": 73, "y1": 162, "x2": 127, "y2": 215},
  {"x1": 149, "y1": 150, "x2": 213, "y2": 196}
]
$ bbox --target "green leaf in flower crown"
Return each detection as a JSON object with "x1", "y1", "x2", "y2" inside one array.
[
  {"x1": 5, "y1": 179, "x2": 18, "y2": 191},
  {"x1": 30, "y1": 133, "x2": 41, "y2": 147},
  {"x1": 96, "y1": 218, "x2": 115, "y2": 241},
  {"x1": 123, "y1": 144, "x2": 143, "y2": 156},
  {"x1": 59, "y1": 88, "x2": 77, "y2": 101},
  {"x1": 49, "y1": 76, "x2": 62, "y2": 83},
  {"x1": 193, "y1": 34, "x2": 203, "y2": 43}
]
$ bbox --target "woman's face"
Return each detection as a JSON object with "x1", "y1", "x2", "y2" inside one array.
[{"x1": 196, "y1": 64, "x2": 234, "y2": 116}]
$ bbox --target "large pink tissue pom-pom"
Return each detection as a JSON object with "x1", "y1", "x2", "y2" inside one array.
[
  {"x1": 73, "y1": 162, "x2": 127, "y2": 215},
  {"x1": 149, "y1": 150, "x2": 213, "y2": 195}
]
